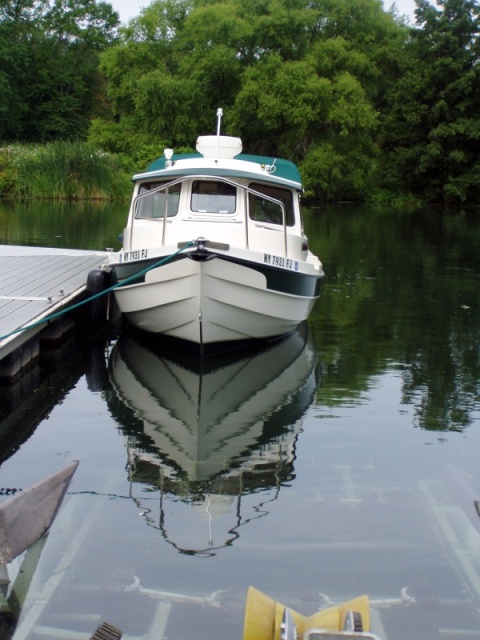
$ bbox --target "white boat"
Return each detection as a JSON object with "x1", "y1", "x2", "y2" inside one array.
[{"x1": 106, "y1": 109, "x2": 324, "y2": 350}]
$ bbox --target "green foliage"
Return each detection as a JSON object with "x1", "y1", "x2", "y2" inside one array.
[
  {"x1": 230, "y1": 54, "x2": 333, "y2": 149},
  {"x1": 381, "y1": 0, "x2": 480, "y2": 203},
  {"x1": 89, "y1": 117, "x2": 199, "y2": 174},
  {"x1": 4, "y1": 0, "x2": 480, "y2": 202},
  {"x1": 0, "y1": 147, "x2": 16, "y2": 195},
  {"x1": 0, "y1": 141, "x2": 131, "y2": 199},
  {"x1": 91, "y1": 0, "x2": 400, "y2": 199},
  {"x1": 301, "y1": 141, "x2": 377, "y2": 201},
  {"x1": 0, "y1": 0, "x2": 119, "y2": 142}
]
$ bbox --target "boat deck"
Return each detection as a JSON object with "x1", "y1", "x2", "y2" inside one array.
[{"x1": 0, "y1": 245, "x2": 108, "y2": 376}]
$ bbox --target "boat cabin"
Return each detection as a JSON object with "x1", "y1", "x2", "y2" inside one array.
[{"x1": 121, "y1": 136, "x2": 309, "y2": 260}]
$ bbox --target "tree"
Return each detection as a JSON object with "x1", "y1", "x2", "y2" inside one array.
[
  {"x1": 0, "y1": 0, "x2": 120, "y2": 141},
  {"x1": 0, "y1": 0, "x2": 45, "y2": 138},
  {"x1": 381, "y1": 0, "x2": 480, "y2": 202},
  {"x1": 229, "y1": 38, "x2": 380, "y2": 199},
  {"x1": 92, "y1": 0, "x2": 405, "y2": 200}
]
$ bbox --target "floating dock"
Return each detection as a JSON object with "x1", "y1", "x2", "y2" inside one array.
[{"x1": 0, "y1": 245, "x2": 108, "y2": 379}]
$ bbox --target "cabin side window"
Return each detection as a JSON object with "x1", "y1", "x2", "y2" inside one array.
[
  {"x1": 135, "y1": 182, "x2": 181, "y2": 219},
  {"x1": 248, "y1": 184, "x2": 295, "y2": 226},
  {"x1": 191, "y1": 181, "x2": 236, "y2": 214}
]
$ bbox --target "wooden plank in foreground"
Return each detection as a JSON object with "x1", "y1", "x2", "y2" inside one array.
[{"x1": 0, "y1": 460, "x2": 79, "y2": 568}]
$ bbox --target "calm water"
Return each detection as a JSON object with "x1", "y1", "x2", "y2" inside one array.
[{"x1": 1, "y1": 201, "x2": 480, "y2": 640}]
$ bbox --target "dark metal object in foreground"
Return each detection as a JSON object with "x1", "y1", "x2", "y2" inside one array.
[{"x1": 90, "y1": 621, "x2": 123, "y2": 640}]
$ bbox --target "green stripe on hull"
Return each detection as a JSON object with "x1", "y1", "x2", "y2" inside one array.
[{"x1": 113, "y1": 254, "x2": 321, "y2": 298}]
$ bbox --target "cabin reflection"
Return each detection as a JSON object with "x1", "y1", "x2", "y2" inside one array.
[{"x1": 107, "y1": 323, "x2": 320, "y2": 555}]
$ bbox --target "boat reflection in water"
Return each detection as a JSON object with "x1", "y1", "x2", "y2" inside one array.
[{"x1": 108, "y1": 322, "x2": 320, "y2": 556}]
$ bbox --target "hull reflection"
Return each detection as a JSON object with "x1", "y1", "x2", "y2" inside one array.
[{"x1": 108, "y1": 323, "x2": 320, "y2": 555}]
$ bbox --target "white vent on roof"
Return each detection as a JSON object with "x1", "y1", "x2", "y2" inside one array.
[{"x1": 196, "y1": 135, "x2": 242, "y2": 159}]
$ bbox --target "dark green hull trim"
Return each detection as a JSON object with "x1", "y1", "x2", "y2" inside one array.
[
  {"x1": 112, "y1": 253, "x2": 322, "y2": 298},
  {"x1": 224, "y1": 255, "x2": 322, "y2": 298}
]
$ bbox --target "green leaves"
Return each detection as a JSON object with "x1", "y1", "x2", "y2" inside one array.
[
  {"x1": 0, "y1": 0, "x2": 119, "y2": 141},
  {"x1": 382, "y1": 0, "x2": 480, "y2": 202},
  {"x1": 12, "y1": 0, "x2": 480, "y2": 202},
  {"x1": 89, "y1": 0, "x2": 396, "y2": 199},
  {"x1": 232, "y1": 55, "x2": 331, "y2": 138}
]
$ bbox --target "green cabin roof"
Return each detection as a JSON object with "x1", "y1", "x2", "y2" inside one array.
[{"x1": 141, "y1": 152, "x2": 303, "y2": 189}]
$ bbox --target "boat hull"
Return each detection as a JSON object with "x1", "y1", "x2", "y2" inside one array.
[{"x1": 111, "y1": 252, "x2": 321, "y2": 348}]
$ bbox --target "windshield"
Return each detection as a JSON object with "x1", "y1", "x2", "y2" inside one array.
[
  {"x1": 191, "y1": 181, "x2": 236, "y2": 214},
  {"x1": 135, "y1": 182, "x2": 181, "y2": 219},
  {"x1": 248, "y1": 183, "x2": 294, "y2": 226}
]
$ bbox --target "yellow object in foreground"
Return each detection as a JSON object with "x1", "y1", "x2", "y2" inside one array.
[{"x1": 243, "y1": 586, "x2": 373, "y2": 640}]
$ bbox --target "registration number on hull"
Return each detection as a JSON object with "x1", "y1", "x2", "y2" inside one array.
[
  {"x1": 121, "y1": 249, "x2": 148, "y2": 262},
  {"x1": 264, "y1": 253, "x2": 298, "y2": 270}
]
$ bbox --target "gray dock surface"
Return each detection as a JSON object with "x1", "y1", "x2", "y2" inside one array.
[{"x1": 0, "y1": 245, "x2": 108, "y2": 364}]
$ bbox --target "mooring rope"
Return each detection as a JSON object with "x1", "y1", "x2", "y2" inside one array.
[{"x1": 0, "y1": 241, "x2": 194, "y2": 343}]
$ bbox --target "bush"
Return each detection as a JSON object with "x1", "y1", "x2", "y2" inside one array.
[
  {"x1": 300, "y1": 141, "x2": 377, "y2": 202},
  {"x1": 0, "y1": 141, "x2": 132, "y2": 200}
]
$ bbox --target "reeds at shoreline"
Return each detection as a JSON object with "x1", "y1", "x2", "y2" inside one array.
[{"x1": 0, "y1": 141, "x2": 132, "y2": 200}]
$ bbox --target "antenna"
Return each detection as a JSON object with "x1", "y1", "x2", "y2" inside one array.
[
  {"x1": 216, "y1": 108, "x2": 223, "y2": 136},
  {"x1": 215, "y1": 108, "x2": 223, "y2": 162}
]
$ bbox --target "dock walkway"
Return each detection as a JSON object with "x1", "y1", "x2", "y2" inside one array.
[{"x1": 0, "y1": 245, "x2": 108, "y2": 376}]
